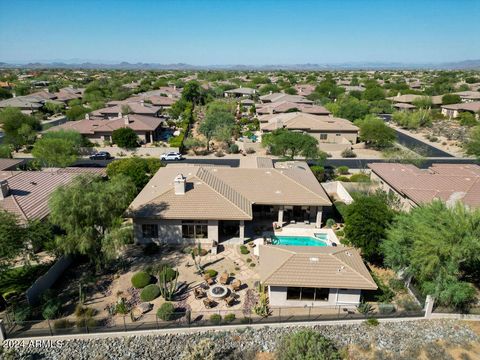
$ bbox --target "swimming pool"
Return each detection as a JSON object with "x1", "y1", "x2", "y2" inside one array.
[{"x1": 271, "y1": 234, "x2": 328, "y2": 247}]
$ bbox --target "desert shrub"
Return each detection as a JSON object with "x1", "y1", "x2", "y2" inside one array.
[
  {"x1": 429, "y1": 136, "x2": 439, "y2": 142},
  {"x1": 357, "y1": 302, "x2": 374, "y2": 316},
  {"x1": 249, "y1": 263, "x2": 256, "y2": 267},
  {"x1": 115, "y1": 299, "x2": 129, "y2": 314},
  {"x1": 42, "y1": 298, "x2": 62, "y2": 319},
  {"x1": 398, "y1": 297, "x2": 421, "y2": 311},
  {"x1": 335, "y1": 176, "x2": 350, "y2": 182},
  {"x1": 277, "y1": 329, "x2": 341, "y2": 360},
  {"x1": 14, "y1": 304, "x2": 32, "y2": 324},
  {"x1": 388, "y1": 278, "x2": 405, "y2": 292},
  {"x1": 214, "y1": 150, "x2": 225, "y2": 157},
  {"x1": 246, "y1": 258, "x2": 252, "y2": 263},
  {"x1": 349, "y1": 173, "x2": 370, "y2": 183},
  {"x1": 131, "y1": 271, "x2": 151, "y2": 288},
  {"x1": 140, "y1": 284, "x2": 161, "y2": 301},
  {"x1": 335, "y1": 230, "x2": 345, "y2": 237},
  {"x1": 192, "y1": 247, "x2": 208, "y2": 256},
  {"x1": 365, "y1": 318, "x2": 379, "y2": 326},
  {"x1": 204, "y1": 269, "x2": 218, "y2": 278},
  {"x1": 224, "y1": 313, "x2": 236, "y2": 323},
  {"x1": 341, "y1": 148, "x2": 356, "y2": 158},
  {"x1": 379, "y1": 303, "x2": 396, "y2": 314},
  {"x1": 157, "y1": 302, "x2": 175, "y2": 321},
  {"x1": 326, "y1": 218, "x2": 336, "y2": 228},
  {"x1": 228, "y1": 144, "x2": 239, "y2": 154},
  {"x1": 209, "y1": 314, "x2": 222, "y2": 325},
  {"x1": 246, "y1": 147, "x2": 255, "y2": 154},
  {"x1": 310, "y1": 165, "x2": 325, "y2": 182},
  {"x1": 76, "y1": 317, "x2": 97, "y2": 329},
  {"x1": 53, "y1": 319, "x2": 74, "y2": 329},
  {"x1": 240, "y1": 245, "x2": 250, "y2": 255},
  {"x1": 336, "y1": 166, "x2": 349, "y2": 175}
]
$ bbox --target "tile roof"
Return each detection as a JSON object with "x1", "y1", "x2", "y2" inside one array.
[
  {"x1": 256, "y1": 101, "x2": 331, "y2": 115},
  {"x1": 260, "y1": 113, "x2": 358, "y2": 132},
  {"x1": 0, "y1": 159, "x2": 23, "y2": 171},
  {"x1": 259, "y1": 245, "x2": 377, "y2": 290},
  {"x1": 260, "y1": 93, "x2": 313, "y2": 104},
  {"x1": 91, "y1": 102, "x2": 161, "y2": 117},
  {"x1": 128, "y1": 162, "x2": 331, "y2": 220},
  {"x1": 441, "y1": 101, "x2": 480, "y2": 112},
  {"x1": 0, "y1": 167, "x2": 105, "y2": 222},
  {"x1": 369, "y1": 163, "x2": 480, "y2": 208}
]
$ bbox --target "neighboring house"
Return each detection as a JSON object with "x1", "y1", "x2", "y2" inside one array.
[
  {"x1": 454, "y1": 91, "x2": 480, "y2": 103},
  {"x1": 393, "y1": 103, "x2": 416, "y2": 111},
  {"x1": 47, "y1": 114, "x2": 165, "y2": 144},
  {"x1": 107, "y1": 95, "x2": 176, "y2": 109},
  {"x1": 256, "y1": 101, "x2": 331, "y2": 116},
  {"x1": 260, "y1": 112, "x2": 359, "y2": 146},
  {"x1": 441, "y1": 101, "x2": 480, "y2": 119},
  {"x1": 0, "y1": 159, "x2": 23, "y2": 171},
  {"x1": 0, "y1": 167, "x2": 105, "y2": 223},
  {"x1": 127, "y1": 160, "x2": 332, "y2": 246},
  {"x1": 90, "y1": 101, "x2": 161, "y2": 119},
  {"x1": 0, "y1": 96, "x2": 44, "y2": 114},
  {"x1": 259, "y1": 245, "x2": 377, "y2": 307},
  {"x1": 0, "y1": 81, "x2": 13, "y2": 89},
  {"x1": 224, "y1": 87, "x2": 256, "y2": 98},
  {"x1": 342, "y1": 85, "x2": 365, "y2": 93},
  {"x1": 369, "y1": 163, "x2": 480, "y2": 211},
  {"x1": 294, "y1": 84, "x2": 315, "y2": 96},
  {"x1": 260, "y1": 93, "x2": 313, "y2": 104},
  {"x1": 386, "y1": 94, "x2": 443, "y2": 107},
  {"x1": 54, "y1": 87, "x2": 84, "y2": 103}
]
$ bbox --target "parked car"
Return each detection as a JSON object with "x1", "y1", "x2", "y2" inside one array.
[
  {"x1": 89, "y1": 151, "x2": 112, "y2": 160},
  {"x1": 161, "y1": 152, "x2": 183, "y2": 161}
]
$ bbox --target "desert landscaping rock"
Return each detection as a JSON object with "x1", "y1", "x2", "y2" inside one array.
[{"x1": 8, "y1": 320, "x2": 478, "y2": 359}]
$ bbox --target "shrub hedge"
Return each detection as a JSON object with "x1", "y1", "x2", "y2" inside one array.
[
  {"x1": 157, "y1": 302, "x2": 175, "y2": 321},
  {"x1": 140, "y1": 284, "x2": 161, "y2": 301},
  {"x1": 131, "y1": 271, "x2": 151, "y2": 288}
]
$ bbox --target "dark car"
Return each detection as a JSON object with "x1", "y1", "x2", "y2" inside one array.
[{"x1": 89, "y1": 152, "x2": 112, "y2": 160}]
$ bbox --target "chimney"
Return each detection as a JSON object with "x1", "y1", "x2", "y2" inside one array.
[
  {"x1": 173, "y1": 85, "x2": 176, "y2": 90},
  {"x1": 0, "y1": 180, "x2": 10, "y2": 200},
  {"x1": 174, "y1": 174, "x2": 186, "y2": 195},
  {"x1": 85, "y1": 113, "x2": 90, "y2": 120},
  {"x1": 140, "y1": 99, "x2": 145, "y2": 107},
  {"x1": 12, "y1": 92, "x2": 16, "y2": 98},
  {"x1": 118, "y1": 112, "x2": 122, "y2": 118},
  {"x1": 124, "y1": 115, "x2": 130, "y2": 125}
]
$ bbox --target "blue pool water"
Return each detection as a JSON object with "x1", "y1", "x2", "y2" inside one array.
[{"x1": 271, "y1": 234, "x2": 328, "y2": 247}]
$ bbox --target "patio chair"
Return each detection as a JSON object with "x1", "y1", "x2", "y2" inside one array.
[
  {"x1": 204, "y1": 274, "x2": 215, "y2": 286},
  {"x1": 219, "y1": 272, "x2": 229, "y2": 285},
  {"x1": 203, "y1": 298, "x2": 216, "y2": 309},
  {"x1": 224, "y1": 295, "x2": 235, "y2": 307},
  {"x1": 231, "y1": 279, "x2": 242, "y2": 292},
  {"x1": 194, "y1": 287, "x2": 206, "y2": 299}
]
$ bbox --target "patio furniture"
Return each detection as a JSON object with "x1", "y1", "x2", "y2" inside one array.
[
  {"x1": 231, "y1": 279, "x2": 242, "y2": 292},
  {"x1": 219, "y1": 272, "x2": 229, "y2": 285},
  {"x1": 204, "y1": 273, "x2": 215, "y2": 286},
  {"x1": 203, "y1": 298, "x2": 216, "y2": 308},
  {"x1": 224, "y1": 295, "x2": 235, "y2": 307},
  {"x1": 194, "y1": 287, "x2": 206, "y2": 299}
]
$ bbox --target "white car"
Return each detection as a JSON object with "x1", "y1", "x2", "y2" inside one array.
[{"x1": 161, "y1": 152, "x2": 183, "y2": 161}]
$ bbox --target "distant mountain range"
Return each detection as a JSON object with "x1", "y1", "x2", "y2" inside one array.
[{"x1": 1, "y1": 60, "x2": 480, "y2": 71}]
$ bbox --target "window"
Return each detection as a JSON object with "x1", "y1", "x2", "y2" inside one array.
[
  {"x1": 319, "y1": 133, "x2": 328, "y2": 140},
  {"x1": 182, "y1": 220, "x2": 208, "y2": 239},
  {"x1": 286, "y1": 287, "x2": 329, "y2": 301},
  {"x1": 286, "y1": 287, "x2": 301, "y2": 300},
  {"x1": 315, "y1": 288, "x2": 329, "y2": 301},
  {"x1": 142, "y1": 224, "x2": 158, "y2": 238}
]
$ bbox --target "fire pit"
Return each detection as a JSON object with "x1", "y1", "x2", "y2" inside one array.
[{"x1": 208, "y1": 284, "x2": 229, "y2": 299}]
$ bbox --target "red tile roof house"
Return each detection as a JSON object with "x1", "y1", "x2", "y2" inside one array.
[
  {"x1": 0, "y1": 167, "x2": 105, "y2": 223},
  {"x1": 441, "y1": 101, "x2": 480, "y2": 120},
  {"x1": 369, "y1": 163, "x2": 480, "y2": 211},
  {"x1": 106, "y1": 95, "x2": 176, "y2": 110},
  {"x1": 46, "y1": 114, "x2": 165, "y2": 145},
  {"x1": 256, "y1": 101, "x2": 331, "y2": 116}
]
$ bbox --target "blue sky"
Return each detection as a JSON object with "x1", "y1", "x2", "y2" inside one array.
[{"x1": 0, "y1": 0, "x2": 478, "y2": 64}]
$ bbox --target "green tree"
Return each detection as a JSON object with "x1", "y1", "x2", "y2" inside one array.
[
  {"x1": 0, "y1": 108, "x2": 41, "y2": 150},
  {"x1": 0, "y1": 211, "x2": 27, "y2": 273},
  {"x1": 111, "y1": 127, "x2": 139, "y2": 148},
  {"x1": 392, "y1": 110, "x2": 431, "y2": 129},
  {"x1": 355, "y1": 115, "x2": 396, "y2": 149},
  {"x1": 382, "y1": 202, "x2": 480, "y2": 310},
  {"x1": 412, "y1": 96, "x2": 432, "y2": 109},
  {"x1": 442, "y1": 94, "x2": 461, "y2": 105},
  {"x1": 32, "y1": 130, "x2": 83, "y2": 167},
  {"x1": 106, "y1": 157, "x2": 162, "y2": 192},
  {"x1": 198, "y1": 101, "x2": 236, "y2": 151},
  {"x1": 458, "y1": 112, "x2": 478, "y2": 127},
  {"x1": 343, "y1": 192, "x2": 395, "y2": 262},
  {"x1": 0, "y1": 144, "x2": 12, "y2": 158},
  {"x1": 326, "y1": 96, "x2": 370, "y2": 121},
  {"x1": 66, "y1": 105, "x2": 89, "y2": 120},
  {"x1": 277, "y1": 329, "x2": 341, "y2": 360},
  {"x1": 48, "y1": 175, "x2": 136, "y2": 268},
  {"x1": 44, "y1": 101, "x2": 65, "y2": 114},
  {"x1": 181, "y1": 81, "x2": 204, "y2": 106},
  {"x1": 363, "y1": 85, "x2": 385, "y2": 101},
  {"x1": 0, "y1": 88, "x2": 12, "y2": 99},
  {"x1": 262, "y1": 128, "x2": 324, "y2": 160},
  {"x1": 465, "y1": 125, "x2": 480, "y2": 159}
]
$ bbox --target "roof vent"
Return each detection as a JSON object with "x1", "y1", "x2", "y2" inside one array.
[
  {"x1": 30, "y1": 181, "x2": 37, "y2": 185},
  {"x1": 345, "y1": 251, "x2": 352, "y2": 257},
  {"x1": 309, "y1": 257, "x2": 319, "y2": 262},
  {"x1": 337, "y1": 266, "x2": 345, "y2": 272}
]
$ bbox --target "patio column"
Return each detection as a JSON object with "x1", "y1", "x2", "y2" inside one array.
[
  {"x1": 315, "y1": 207, "x2": 323, "y2": 228},
  {"x1": 239, "y1": 220, "x2": 245, "y2": 241},
  {"x1": 277, "y1": 206, "x2": 284, "y2": 227}
]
